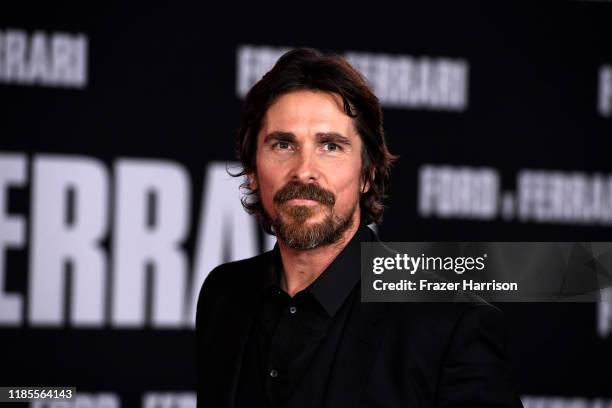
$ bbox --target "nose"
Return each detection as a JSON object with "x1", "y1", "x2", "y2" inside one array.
[{"x1": 291, "y1": 148, "x2": 319, "y2": 183}]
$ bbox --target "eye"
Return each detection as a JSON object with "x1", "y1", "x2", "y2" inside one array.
[
  {"x1": 272, "y1": 141, "x2": 292, "y2": 151},
  {"x1": 322, "y1": 142, "x2": 341, "y2": 152}
]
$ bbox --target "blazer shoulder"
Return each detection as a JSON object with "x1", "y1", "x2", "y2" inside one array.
[
  {"x1": 197, "y1": 250, "x2": 273, "y2": 301},
  {"x1": 388, "y1": 291, "x2": 496, "y2": 320},
  {"x1": 195, "y1": 250, "x2": 274, "y2": 326},
  {"x1": 382, "y1": 294, "x2": 501, "y2": 347},
  {"x1": 208, "y1": 250, "x2": 273, "y2": 283}
]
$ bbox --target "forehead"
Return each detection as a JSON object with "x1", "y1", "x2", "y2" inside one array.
[{"x1": 260, "y1": 90, "x2": 356, "y2": 136}]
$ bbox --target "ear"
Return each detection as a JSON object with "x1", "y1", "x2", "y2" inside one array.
[
  {"x1": 361, "y1": 169, "x2": 374, "y2": 194},
  {"x1": 247, "y1": 172, "x2": 258, "y2": 191}
]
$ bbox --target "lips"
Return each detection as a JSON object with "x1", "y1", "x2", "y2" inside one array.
[{"x1": 286, "y1": 198, "x2": 320, "y2": 205}]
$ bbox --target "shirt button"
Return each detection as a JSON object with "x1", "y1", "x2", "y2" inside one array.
[
  {"x1": 269, "y1": 369, "x2": 278, "y2": 378},
  {"x1": 289, "y1": 306, "x2": 297, "y2": 314}
]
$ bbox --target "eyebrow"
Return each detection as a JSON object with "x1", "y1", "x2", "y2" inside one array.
[
  {"x1": 263, "y1": 131, "x2": 352, "y2": 145},
  {"x1": 263, "y1": 131, "x2": 296, "y2": 144},
  {"x1": 315, "y1": 132, "x2": 352, "y2": 145}
]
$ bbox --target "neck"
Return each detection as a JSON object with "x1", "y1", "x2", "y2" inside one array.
[{"x1": 277, "y1": 211, "x2": 361, "y2": 297}]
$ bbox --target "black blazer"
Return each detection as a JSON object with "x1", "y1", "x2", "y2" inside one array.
[{"x1": 196, "y1": 241, "x2": 523, "y2": 407}]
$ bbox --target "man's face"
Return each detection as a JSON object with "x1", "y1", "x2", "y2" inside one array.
[{"x1": 251, "y1": 90, "x2": 368, "y2": 249}]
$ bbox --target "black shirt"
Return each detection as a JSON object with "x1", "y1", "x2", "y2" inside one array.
[{"x1": 235, "y1": 222, "x2": 373, "y2": 408}]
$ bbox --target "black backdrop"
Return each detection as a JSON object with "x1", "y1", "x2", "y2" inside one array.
[{"x1": 1, "y1": 2, "x2": 612, "y2": 407}]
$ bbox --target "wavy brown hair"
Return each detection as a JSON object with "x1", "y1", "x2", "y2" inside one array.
[{"x1": 233, "y1": 47, "x2": 398, "y2": 233}]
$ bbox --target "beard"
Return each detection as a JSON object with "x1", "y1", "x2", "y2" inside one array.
[{"x1": 268, "y1": 181, "x2": 356, "y2": 250}]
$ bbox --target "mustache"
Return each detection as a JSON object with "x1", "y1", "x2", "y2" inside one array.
[{"x1": 273, "y1": 182, "x2": 335, "y2": 206}]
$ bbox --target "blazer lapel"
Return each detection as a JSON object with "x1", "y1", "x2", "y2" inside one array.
[
  {"x1": 209, "y1": 252, "x2": 275, "y2": 408},
  {"x1": 323, "y1": 296, "x2": 388, "y2": 408},
  {"x1": 323, "y1": 226, "x2": 389, "y2": 407},
  {"x1": 216, "y1": 294, "x2": 258, "y2": 408}
]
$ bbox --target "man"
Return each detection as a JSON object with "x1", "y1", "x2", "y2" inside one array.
[{"x1": 196, "y1": 48, "x2": 522, "y2": 407}]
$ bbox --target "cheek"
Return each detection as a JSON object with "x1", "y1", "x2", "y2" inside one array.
[
  {"x1": 255, "y1": 162, "x2": 280, "y2": 207},
  {"x1": 260, "y1": 185, "x2": 275, "y2": 209},
  {"x1": 333, "y1": 169, "x2": 363, "y2": 206}
]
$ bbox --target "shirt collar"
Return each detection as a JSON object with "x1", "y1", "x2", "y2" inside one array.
[{"x1": 264, "y1": 220, "x2": 378, "y2": 317}]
